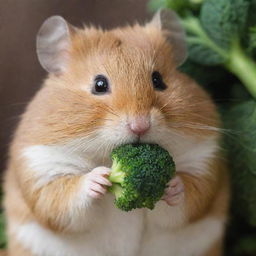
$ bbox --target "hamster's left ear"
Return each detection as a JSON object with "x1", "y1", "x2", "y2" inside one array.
[
  {"x1": 36, "y1": 16, "x2": 76, "y2": 74},
  {"x1": 149, "y1": 9, "x2": 187, "y2": 66}
]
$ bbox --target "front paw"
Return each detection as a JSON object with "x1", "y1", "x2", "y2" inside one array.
[
  {"x1": 162, "y1": 176, "x2": 184, "y2": 206},
  {"x1": 84, "y1": 167, "x2": 112, "y2": 199}
]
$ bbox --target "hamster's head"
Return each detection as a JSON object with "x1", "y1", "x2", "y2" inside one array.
[{"x1": 36, "y1": 10, "x2": 219, "y2": 158}]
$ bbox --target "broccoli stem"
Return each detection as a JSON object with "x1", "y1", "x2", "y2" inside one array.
[
  {"x1": 108, "y1": 184, "x2": 123, "y2": 198},
  {"x1": 108, "y1": 159, "x2": 125, "y2": 184},
  {"x1": 183, "y1": 16, "x2": 256, "y2": 99},
  {"x1": 226, "y1": 40, "x2": 256, "y2": 99}
]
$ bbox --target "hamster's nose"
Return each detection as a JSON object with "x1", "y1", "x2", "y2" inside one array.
[{"x1": 128, "y1": 116, "x2": 150, "y2": 136}]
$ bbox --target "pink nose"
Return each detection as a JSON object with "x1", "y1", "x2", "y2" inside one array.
[{"x1": 129, "y1": 116, "x2": 150, "y2": 136}]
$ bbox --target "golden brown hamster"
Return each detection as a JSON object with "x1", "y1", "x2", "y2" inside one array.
[{"x1": 4, "y1": 10, "x2": 229, "y2": 256}]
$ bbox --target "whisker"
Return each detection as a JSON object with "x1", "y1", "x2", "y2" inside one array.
[
  {"x1": 167, "y1": 122, "x2": 233, "y2": 135},
  {"x1": 96, "y1": 105, "x2": 120, "y2": 118},
  {"x1": 162, "y1": 111, "x2": 219, "y2": 124}
]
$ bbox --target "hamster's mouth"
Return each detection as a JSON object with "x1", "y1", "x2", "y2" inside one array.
[
  {"x1": 119, "y1": 133, "x2": 161, "y2": 147},
  {"x1": 136, "y1": 136, "x2": 141, "y2": 144}
]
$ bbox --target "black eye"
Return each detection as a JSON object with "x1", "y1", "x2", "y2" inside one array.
[
  {"x1": 92, "y1": 75, "x2": 110, "y2": 95},
  {"x1": 152, "y1": 71, "x2": 167, "y2": 91}
]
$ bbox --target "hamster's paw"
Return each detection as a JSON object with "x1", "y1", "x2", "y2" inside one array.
[
  {"x1": 162, "y1": 176, "x2": 184, "y2": 206},
  {"x1": 84, "y1": 167, "x2": 112, "y2": 199}
]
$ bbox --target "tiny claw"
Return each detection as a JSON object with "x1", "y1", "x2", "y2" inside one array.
[{"x1": 163, "y1": 176, "x2": 184, "y2": 206}]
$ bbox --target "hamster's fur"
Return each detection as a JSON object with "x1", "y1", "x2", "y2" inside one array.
[{"x1": 4, "y1": 10, "x2": 229, "y2": 256}]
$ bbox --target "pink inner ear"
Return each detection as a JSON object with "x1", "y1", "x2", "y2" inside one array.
[
  {"x1": 149, "y1": 9, "x2": 162, "y2": 30},
  {"x1": 36, "y1": 16, "x2": 71, "y2": 74}
]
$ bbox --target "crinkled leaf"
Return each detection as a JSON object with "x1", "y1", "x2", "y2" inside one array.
[
  {"x1": 200, "y1": 0, "x2": 250, "y2": 49},
  {"x1": 247, "y1": 0, "x2": 256, "y2": 27},
  {"x1": 148, "y1": 0, "x2": 203, "y2": 16},
  {"x1": 248, "y1": 26, "x2": 256, "y2": 55},
  {"x1": 188, "y1": 41, "x2": 226, "y2": 65}
]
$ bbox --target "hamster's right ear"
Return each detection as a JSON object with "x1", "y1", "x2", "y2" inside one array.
[
  {"x1": 149, "y1": 9, "x2": 187, "y2": 66},
  {"x1": 36, "y1": 16, "x2": 75, "y2": 74}
]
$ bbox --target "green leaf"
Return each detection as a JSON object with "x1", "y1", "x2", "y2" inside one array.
[
  {"x1": 188, "y1": 40, "x2": 226, "y2": 65},
  {"x1": 248, "y1": 26, "x2": 256, "y2": 54},
  {"x1": 182, "y1": 16, "x2": 228, "y2": 65},
  {"x1": 200, "y1": 0, "x2": 250, "y2": 49},
  {"x1": 247, "y1": 0, "x2": 256, "y2": 27}
]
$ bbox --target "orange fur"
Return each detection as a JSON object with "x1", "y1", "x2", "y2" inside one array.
[{"x1": 179, "y1": 158, "x2": 229, "y2": 222}]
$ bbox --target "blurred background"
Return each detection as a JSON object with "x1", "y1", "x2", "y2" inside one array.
[{"x1": 0, "y1": 0, "x2": 150, "y2": 175}]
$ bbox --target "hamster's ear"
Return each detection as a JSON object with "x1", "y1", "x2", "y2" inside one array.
[
  {"x1": 36, "y1": 16, "x2": 75, "y2": 74},
  {"x1": 150, "y1": 9, "x2": 187, "y2": 66}
]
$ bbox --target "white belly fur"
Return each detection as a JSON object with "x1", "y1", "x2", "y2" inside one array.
[
  {"x1": 15, "y1": 197, "x2": 224, "y2": 256},
  {"x1": 141, "y1": 216, "x2": 224, "y2": 256},
  {"x1": 15, "y1": 195, "x2": 143, "y2": 256}
]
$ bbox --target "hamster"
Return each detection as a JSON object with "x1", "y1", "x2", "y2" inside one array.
[{"x1": 4, "y1": 9, "x2": 229, "y2": 256}]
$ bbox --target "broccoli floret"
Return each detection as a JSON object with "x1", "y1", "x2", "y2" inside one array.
[{"x1": 108, "y1": 144, "x2": 175, "y2": 211}]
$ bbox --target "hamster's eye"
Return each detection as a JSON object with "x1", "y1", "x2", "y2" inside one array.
[
  {"x1": 152, "y1": 71, "x2": 167, "y2": 91},
  {"x1": 92, "y1": 75, "x2": 110, "y2": 95}
]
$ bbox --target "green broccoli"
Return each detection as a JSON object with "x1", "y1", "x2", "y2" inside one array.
[{"x1": 108, "y1": 144, "x2": 175, "y2": 211}]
